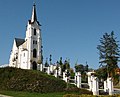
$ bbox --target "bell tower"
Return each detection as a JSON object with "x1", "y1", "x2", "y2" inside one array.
[{"x1": 25, "y1": 3, "x2": 42, "y2": 70}]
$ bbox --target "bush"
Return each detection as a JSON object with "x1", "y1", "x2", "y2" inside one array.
[
  {"x1": 64, "y1": 86, "x2": 92, "y2": 95},
  {"x1": 0, "y1": 67, "x2": 66, "y2": 93}
]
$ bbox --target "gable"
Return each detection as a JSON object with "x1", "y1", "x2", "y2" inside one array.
[{"x1": 15, "y1": 38, "x2": 25, "y2": 47}]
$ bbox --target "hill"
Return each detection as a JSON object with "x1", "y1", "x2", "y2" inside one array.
[{"x1": 0, "y1": 67, "x2": 66, "y2": 93}]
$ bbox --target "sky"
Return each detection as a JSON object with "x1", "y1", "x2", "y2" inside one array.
[{"x1": 0, "y1": 0, "x2": 120, "y2": 69}]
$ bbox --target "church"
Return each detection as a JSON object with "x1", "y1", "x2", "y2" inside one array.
[{"x1": 9, "y1": 4, "x2": 43, "y2": 70}]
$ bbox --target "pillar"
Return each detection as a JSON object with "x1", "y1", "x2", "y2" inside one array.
[
  {"x1": 54, "y1": 69, "x2": 58, "y2": 78},
  {"x1": 58, "y1": 67, "x2": 62, "y2": 76},
  {"x1": 75, "y1": 72, "x2": 77, "y2": 85},
  {"x1": 63, "y1": 72, "x2": 67, "y2": 82},
  {"x1": 76, "y1": 72, "x2": 81, "y2": 88},
  {"x1": 40, "y1": 64, "x2": 43, "y2": 71},
  {"x1": 47, "y1": 66, "x2": 50, "y2": 75},
  {"x1": 107, "y1": 78, "x2": 114, "y2": 95},
  {"x1": 87, "y1": 72, "x2": 94, "y2": 91},
  {"x1": 104, "y1": 80, "x2": 108, "y2": 92},
  {"x1": 92, "y1": 77, "x2": 99, "y2": 95},
  {"x1": 50, "y1": 65, "x2": 53, "y2": 73}
]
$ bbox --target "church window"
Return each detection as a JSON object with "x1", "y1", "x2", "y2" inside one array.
[
  {"x1": 24, "y1": 53, "x2": 25, "y2": 57},
  {"x1": 33, "y1": 49, "x2": 37, "y2": 58},
  {"x1": 34, "y1": 29, "x2": 36, "y2": 35},
  {"x1": 33, "y1": 40, "x2": 37, "y2": 44},
  {"x1": 33, "y1": 40, "x2": 35, "y2": 44}
]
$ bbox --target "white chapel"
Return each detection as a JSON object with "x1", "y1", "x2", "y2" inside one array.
[{"x1": 9, "y1": 4, "x2": 43, "y2": 70}]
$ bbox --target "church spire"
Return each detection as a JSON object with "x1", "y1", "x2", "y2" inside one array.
[{"x1": 31, "y1": 3, "x2": 37, "y2": 23}]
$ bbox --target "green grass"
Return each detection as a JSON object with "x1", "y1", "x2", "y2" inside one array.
[{"x1": 0, "y1": 90, "x2": 65, "y2": 97}]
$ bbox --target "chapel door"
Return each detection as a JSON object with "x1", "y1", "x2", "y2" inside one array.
[{"x1": 33, "y1": 61, "x2": 37, "y2": 70}]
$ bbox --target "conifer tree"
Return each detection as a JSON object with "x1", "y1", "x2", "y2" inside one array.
[{"x1": 97, "y1": 31, "x2": 120, "y2": 79}]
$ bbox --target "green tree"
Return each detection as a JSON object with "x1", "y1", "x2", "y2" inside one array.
[
  {"x1": 97, "y1": 31, "x2": 120, "y2": 81},
  {"x1": 75, "y1": 64, "x2": 88, "y2": 82},
  {"x1": 58, "y1": 57, "x2": 70, "y2": 73},
  {"x1": 75, "y1": 64, "x2": 88, "y2": 73},
  {"x1": 64, "y1": 60, "x2": 70, "y2": 70},
  {"x1": 59, "y1": 57, "x2": 64, "y2": 73},
  {"x1": 96, "y1": 66, "x2": 107, "y2": 81},
  {"x1": 45, "y1": 58, "x2": 49, "y2": 67},
  {"x1": 75, "y1": 64, "x2": 84, "y2": 73}
]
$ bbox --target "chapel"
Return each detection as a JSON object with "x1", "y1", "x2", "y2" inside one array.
[{"x1": 9, "y1": 3, "x2": 43, "y2": 70}]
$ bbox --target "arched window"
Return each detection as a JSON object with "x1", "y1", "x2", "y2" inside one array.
[
  {"x1": 33, "y1": 49, "x2": 37, "y2": 58},
  {"x1": 34, "y1": 29, "x2": 36, "y2": 35}
]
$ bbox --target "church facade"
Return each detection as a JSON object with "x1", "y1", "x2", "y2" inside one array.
[{"x1": 9, "y1": 4, "x2": 42, "y2": 70}]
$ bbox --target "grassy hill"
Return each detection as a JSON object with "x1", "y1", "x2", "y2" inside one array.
[{"x1": 0, "y1": 67, "x2": 66, "y2": 93}]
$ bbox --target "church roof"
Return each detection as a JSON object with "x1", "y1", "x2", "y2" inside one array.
[
  {"x1": 31, "y1": 3, "x2": 37, "y2": 23},
  {"x1": 15, "y1": 38, "x2": 25, "y2": 47},
  {"x1": 29, "y1": 3, "x2": 41, "y2": 26}
]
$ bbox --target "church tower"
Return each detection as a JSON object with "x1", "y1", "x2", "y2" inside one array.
[{"x1": 25, "y1": 3, "x2": 42, "y2": 70}]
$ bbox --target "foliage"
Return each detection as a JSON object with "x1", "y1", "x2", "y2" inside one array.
[
  {"x1": 0, "y1": 67, "x2": 66, "y2": 93},
  {"x1": 75, "y1": 64, "x2": 88, "y2": 73},
  {"x1": 37, "y1": 60, "x2": 42, "y2": 64},
  {"x1": 95, "y1": 66, "x2": 108, "y2": 81},
  {"x1": 75, "y1": 64, "x2": 88, "y2": 82},
  {"x1": 69, "y1": 68, "x2": 75, "y2": 79},
  {"x1": 45, "y1": 59, "x2": 49, "y2": 67},
  {"x1": 97, "y1": 31, "x2": 120, "y2": 81},
  {"x1": 58, "y1": 57, "x2": 70, "y2": 73},
  {"x1": 0, "y1": 90, "x2": 65, "y2": 97},
  {"x1": 63, "y1": 94, "x2": 120, "y2": 97}
]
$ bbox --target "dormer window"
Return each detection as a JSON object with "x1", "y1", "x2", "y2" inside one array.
[{"x1": 34, "y1": 28, "x2": 36, "y2": 35}]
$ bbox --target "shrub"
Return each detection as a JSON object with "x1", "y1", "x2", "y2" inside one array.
[
  {"x1": 0, "y1": 67, "x2": 66, "y2": 93},
  {"x1": 64, "y1": 87, "x2": 92, "y2": 95}
]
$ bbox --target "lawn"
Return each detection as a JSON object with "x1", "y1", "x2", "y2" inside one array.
[{"x1": 0, "y1": 91, "x2": 65, "y2": 97}]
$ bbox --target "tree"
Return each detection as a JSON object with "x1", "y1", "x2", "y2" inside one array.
[
  {"x1": 58, "y1": 57, "x2": 70, "y2": 73},
  {"x1": 96, "y1": 66, "x2": 108, "y2": 81},
  {"x1": 97, "y1": 31, "x2": 120, "y2": 81},
  {"x1": 75, "y1": 64, "x2": 88, "y2": 73},
  {"x1": 45, "y1": 58, "x2": 49, "y2": 67},
  {"x1": 75, "y1": 64, "x2": 84, "y2": 73},
  {"x1": 64, "y1": 60, "x2": 70, "y2": 70},
  {"x1": 75, "y1": 64, "x2": 89, "y2": 82},
  {"x1": 49, "y1": 54, "x2": 52, "y2": 64}
]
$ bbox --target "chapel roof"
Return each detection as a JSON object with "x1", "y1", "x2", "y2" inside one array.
[
  {"x1": 15, "y1": 38, "x2": 25, "y2": 47},
  {"x1": 28, "y1": 3, "x2": 41, "y2": 26},
  {"x1": 31, "y1": 3, "x2": 37, "y2": 23}
]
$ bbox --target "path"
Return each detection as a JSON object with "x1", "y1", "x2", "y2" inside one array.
[
  {"x1": 114, "y1": 88, "x2": 120, "y2": 94},
  {"x1": 0, "y1": 94, "x2": 12, "y2": 97}
]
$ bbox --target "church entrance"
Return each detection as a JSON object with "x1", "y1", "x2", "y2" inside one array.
[{"x1": 32, "y1": 61, "x2": 37, "y2": 70}]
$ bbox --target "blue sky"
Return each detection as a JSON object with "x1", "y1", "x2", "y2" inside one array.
[{"x1": 0, "y1": 0, "x2": 120, "y2": 69}]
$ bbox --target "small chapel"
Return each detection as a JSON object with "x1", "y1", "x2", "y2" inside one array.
[{"x1": 9, "y1": 3, "x2": 43, "y2": 70}]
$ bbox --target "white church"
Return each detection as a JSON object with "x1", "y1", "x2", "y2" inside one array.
[{"x1": 9, "y1": 4, "x2": 43, "y2": 70}]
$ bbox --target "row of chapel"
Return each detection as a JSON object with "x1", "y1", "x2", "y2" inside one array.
[{"x1": 9, "y1": 3, "x2": 43, "y2": 70}]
